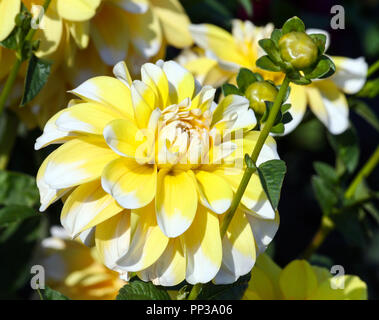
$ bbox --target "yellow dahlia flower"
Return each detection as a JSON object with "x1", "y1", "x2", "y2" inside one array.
[
  {"x1": 39, "y1": 226, "x2": 125, "y2": 300},
  {"x1": 186, "y1": 20, "x2": 368, "y2": 135},
  {"x1": 243, "y1": 254, "x2": 367, "y2": 300},
  {"x1": 36, "y1": 60, "x2": 280, "y2": 285}
]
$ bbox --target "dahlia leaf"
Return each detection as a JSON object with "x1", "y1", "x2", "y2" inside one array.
[
  {"x1": 258, "y1": 159, "x2": 287, "y2": 210},
  {"x1": 41, "y1": 286, "x2": 70, "y2": 300},
  {"x1": 116, "y1": 280, "x2": 171, "y2": 300}
]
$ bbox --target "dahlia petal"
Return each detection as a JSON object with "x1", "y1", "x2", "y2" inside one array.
[
  {"x1": 41, "y1": 137, "x2": 119, "y2": 190},
  {"x1": 57, "y1": 0, "x2": 101, "y2": 21},
  {"x1": 91, "y1": 3, "x2": 129, "y2": 66},
  {"x1": 70, "y1": 76, "x2": 134, "y2": 119},
  {"x1": 141, "y1": 62, "x2": 169, "y2": 107},
  {"x1": 68, "y1": 20, "x2": 90, "y2": 49},
  {"x1": 138, "y1": 238, "x2": 186, "y2": 286},
  {"x1": 214, "y1": 208, "x2": 256, "y2": 284},
  {"x1": 61, "y1": 180, "x2": 124, "y2": 238},
  {"x1": 131, "y1": 80, "x2": 156, "y2": 128},
  {"x1": 162, "y1": 61, "x2": 195, "y2": 104},
  {"x1": 151, "y1": 0, "x2": 193, "y2": 47},
  {"x1": 55, "y1": 102, "x2": 121, "y2": 135},
  {"x1": 0, "y1": 0, "x2": 20, "y2": 41},
  {"x1": 109, "y1": 0, "x2": 149, "y2": 13},
  {"x1": 183, "y1": 206, "x2": 222, "y2": 284},
  {"x1": 156, "y1": 170, "x2": 198, "y2": 238},
  {"x1": 307, "y1": 80, "x2": 349, "y2": 135},
  {"x1": 195, "y1": 170, "x2": 233, "y2": 214},
  {"x1": 101, "y1": 158, "x2": 157, "y2": 209},
  {"x1": 113, "y1": 61, "x2": 132, "y2": 87},
  {"x1": 95, "y1": 212, "x2": 131, "y2": 269},
  {"x1": 116, "y1": 202, "x2": 169, "y2": 271}
]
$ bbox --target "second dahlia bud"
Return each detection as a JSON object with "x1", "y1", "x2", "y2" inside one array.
[
  {"x1": 245, "y1": 81, "x2": 278, "y2": 114},
  {"x1": 278, "y1": 31, "x2": 318, "y2": 70}
]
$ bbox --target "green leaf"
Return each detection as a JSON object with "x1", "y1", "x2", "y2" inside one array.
[
  {"x1": 305, "y1": 56, "x2": 334, "y2": 79},
  {"x1": 257, "y1": 160, "x2": 287, "y2": 210},
  {"x1": 236, "y1": 68, "x2": 257, "y2": 92},
  {"x1": 256, "y1": 55, "x2": 281, "y2": 72},
  {"x1": 350, "y1": 98, "x2": 379, "y2": 131},
  {"x1": 41, "y1": 286, "x2": 70, "y2": 300},
  {"x1": 313, "y1": 162, "x2": 339, "y2": 186},
  {"x1": 116, "y1": 280, "x2": 171, "y2": 300},
  {"x1": 282, "y1": 16, "x2": 305, "y2": 34},
  {"x1": 270, "y1": 29, "x2": 282, "y2": 46},
  {"x1": 357, "y1": 78, "x2": 379, "y2": 99},
  {"x1": 0, "y1": 27, "x2": 19, "y2": 50},
  {"x1": 0, "y1": 170, "x2": 39, "y2": 207},
  {"x1": 197, "y1": 274, "x2": 250, "y2": 300},
  {"x1": 309, "y1": 33, "x2": 327, "y2": 54},
  {"x1": 311, "y1": 176, "x2": 338, "y2": 215},
  {"x1": 290, "y1": 76, "x2": 312, "y2": 85},
  {"x1": 327, "y1": 127, "x2": 360, "y2": 174},
  {"x1": 222, "y1": 83, "x2": 241, "y2": 96},
  {"x1": 0, "y1": 205, "x2": 37, "y2": 225},
  {"x1": 21, "y1": 54, "x2": 51, "y2": 106},
  {"x1": 281, "y1": 112, "x2": 293, "y2": 124},
  {"x1": 270, "y1": 122, "x2": 285, "y2": 134},
  {"x1": 258, "y1": 39, "x2": 281, "y2": 63}
]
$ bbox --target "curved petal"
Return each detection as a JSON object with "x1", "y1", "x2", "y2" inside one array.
[
  {"x1": 331, "y1": 56, "x2": 368, "y2": 94},
  {"x1": 101, "y1": 158, "x2": 156, "y2": 209},
  {"x1": 55, "y1": 102, "x2": 121, "y2": 135},
  {"x1": 211, "y1": 95, "x2": 256, "y2": 133},
  {"x1": 156, "y1": 169, "x2": 198, "y2": 237},
  {"x1": 214, "y1": 207, "x2": 256, "y2": 284},
  {"x1": 307, "y1": 80, "x2": 349, "y2": 135},
  {"x1": 141, "y1": 62, "x2": 169, "y2": 107},
  {"x1": 281, "y1": 84, "x2": 307, "y2": 135},
  {"x1": 189, "y1": 24, "x2": 246, "y2": 67},
  {"x1": 103, "y1": 118, "x2": 150, "y2": 161},
  {"x1": 70, "y1": 76, "x2": 134, "y2": 119},
  {"x1": 162, "y1": 60, "x2": 195, "y2": 104},
  {"x1": 95, "y1": 212, "x2": 131, "y2": 270},
  {"x1": 116, "y1": 202, "x2": 169, "y2": 272},
  {"x1": 246, "y1": 210, "x2": 280, "y2": 254},
  {"x1": 0, "y1": 0, "x2": 20, "y2": 41},
  {"x1": 151, "y1": 0, "x2": 193, "y2": 48},
  {"x1": 91, "y1": 3, "x2": 130, "y2": 66},
  {"x1": 138, "y1": 238, "x2": 186, "y2": 286},
  {"x1": 183, "y1": 205, "x2": 222, "y2": 284},
  {"x1": 131, "y1": 80, "x2": 156, "y2": 128},
  {"x1": 40, "y1": 137, "x2": 119, "y2": 190},
  {"x1": 57, "y1": 0, "x2": 101, "y2": 22},
  {"x1": 61, "y1": 180, "x2": 124, "y2": 238},
  {"x1": 195, "y1": 170, "x2": 233, "y2": 214},
  {"x1": 125, "y1": 6, "x2": 162, "y2": 58},
  {"x1": 113, "y1": 61, "x2": 132, "y2": 87},
  {"x1": 68, "y1": 20, "x2": 90, "y2": 49},
  {"x1": 109, "y1": 0, "x2": 149, "y2": 13}
]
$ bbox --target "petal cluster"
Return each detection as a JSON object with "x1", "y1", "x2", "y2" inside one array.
[{"x1": 36, "y1": 60, "x2": 280, "y2": 285}]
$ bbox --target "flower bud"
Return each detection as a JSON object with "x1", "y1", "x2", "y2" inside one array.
[
  {"x1": 245, "y1": 81, "x2": 278, "y2": 114},
  {"x1": 278, "y1": 31, "x2": 318, "y2": 70}
]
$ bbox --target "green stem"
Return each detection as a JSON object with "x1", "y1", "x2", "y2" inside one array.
[
  {"x1": 186, "y1": 76, "x2": 290, "y2": 301},
  {"x1": 301, "y1": 145, "x2": 379, "y2": 259},
  {"x1": 301, "y1": 216, "x2": 334, "y2": 260},
  {"x1": 0, "y1": 59, "x2": 22, "y2": 116},
  {"x1": 187, "y1": 283, "x2": 202, "y2": 300},
  {"x1": 0, "y1": 0, "x2": 52, "y2": 116},
  {"x1": 367, "y1": 59, "x2": 379, "y2": 78},
  {"x1": 345, "y1": 145, "x2": 379, "y2": 199}
]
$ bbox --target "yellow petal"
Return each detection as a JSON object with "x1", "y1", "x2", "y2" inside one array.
[
  {"x1": 101, "y1": 158, "x2": 157, "y2": 209},
  {"x1": 130, "y1": 80, "x2": 156, "y2": 128},
  {"x1": 68, "y1": 20, "x2": 90, "y2": 49},
  {"x1": 138, "y1": 238, "x2": 186, "y2": 286},
  {"x1": 183, "y1": 205, "x2": 222, "y2": 284},
  {"x1": 70, "y1": 76, "x2": 134, "y2": 120},
  {"x1": 57, "y1": 0, "x2": 101, "y2": 21},
  {"x1": 116, "y1": 202, "x2": 169, "y2": 271},
  {"x1": 283, "y1": 84, "x2": 307, "y2": 135},
  {"x1": 156, "y1": 169, "x2": 198, "y2": 237},
  {"x1": 91, "y1": 3, "x2": 130, "y2": 66},
  {"x1": 141, "y1": 62, "x2": 169, "y2": 107},
  {"x1": 0, "y1": 0, "x2": 20, "y2": 41},
  {"x1": 95, "y1": 212, "x2": 131, "y2": 269},
  {"x1": 195, "y1": 170, "x2": 233, "y2": 214},
  {"x1": 151, "y1": 0, "x2": 193, "y2": 48},
  {"x1": 243, "y1": 266, "x2": 276, "y2": 300},
  {"x1": 61, "y1": 180, "x2": 124, "y2": 238},
  {"x1": 109, "y1": 0, "x2": 149, "y2": 13},
  {"x1": 279, "y1": 260, "x2": 318, "y2": 300}
]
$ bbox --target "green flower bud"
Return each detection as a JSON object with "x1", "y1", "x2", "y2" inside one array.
[
  {"x1": 245, "y1": 81, "x2": 278, "y2": 114},
  {"x1": 278, "y1": 31, "x2": 318, "y2": 70}
]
